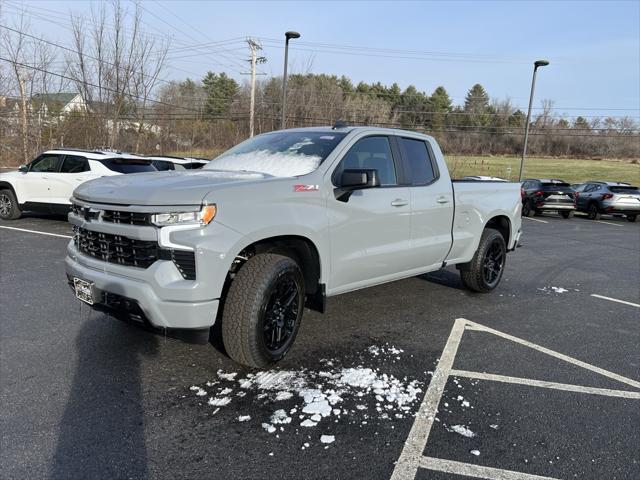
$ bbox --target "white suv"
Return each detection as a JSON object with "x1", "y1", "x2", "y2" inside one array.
[{"x1": 0, "y1": 149, "x2": 156, "y2": 220}]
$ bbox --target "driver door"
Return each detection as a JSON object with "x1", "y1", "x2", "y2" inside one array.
[
  {"x1": 21, "y1": 154, "x2": 63, "y2": 205},
  {"x1": 327, "y1": 135, "x2": 413, "y2": 293}
]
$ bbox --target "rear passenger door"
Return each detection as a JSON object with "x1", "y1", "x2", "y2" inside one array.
[
  {"x1": 397, "y1": 136, "x2": 454, "y2": 268},
  {"x1": 327, "y1": 135, "x2": 413, "y2": 292}
]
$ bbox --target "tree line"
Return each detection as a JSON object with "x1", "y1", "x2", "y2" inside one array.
[{"x1": 1, "y1": 2, "x2": 638, "y2": 166}]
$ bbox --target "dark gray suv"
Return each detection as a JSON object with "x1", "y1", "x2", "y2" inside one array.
[{"x1": 574, "y1": 181, "x2": 639, "y2": 222}]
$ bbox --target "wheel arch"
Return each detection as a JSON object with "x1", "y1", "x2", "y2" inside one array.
[
  {"x1": 229, "y1": 234, "x2": 324, "y2": 311},
  {"x1": 485, "y1": 215, "x2": 511, "y2": 246},
  {"x1": 0, "y1": 181, "x2": 17, "y2": 196}
]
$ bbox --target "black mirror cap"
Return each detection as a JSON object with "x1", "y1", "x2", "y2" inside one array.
[
  {"x1": 18, "y1": 164, "x2": 28, "y2": 173},
  {"x1": 335, "y1": 168, "x2": 380, "y2": 202},
  {"x1": 341, "y1": 169, "x2": 380, "y2": 188}
]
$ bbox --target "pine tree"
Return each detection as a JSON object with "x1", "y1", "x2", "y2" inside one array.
[{"x1": 202, "y1": 72, "x2": 239, "y2": 117}]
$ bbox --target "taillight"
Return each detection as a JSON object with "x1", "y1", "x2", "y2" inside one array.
[
  {"x1": 602, "y1": 193, "x2": 613, "y2": 200},
  {"x1": 534, "y1": 191, "x2": 544, "y2": 197},
  {"x1": 520, "y1": 188, "x2": 525, "y2": 199}
]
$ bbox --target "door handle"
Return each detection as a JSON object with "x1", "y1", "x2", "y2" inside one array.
[
  {"x1": 391, "y1": 199, "x2": 409, "y2": 207},
  {"x1": 437, "y1": 197, "x2": 450, "y2": 204}
]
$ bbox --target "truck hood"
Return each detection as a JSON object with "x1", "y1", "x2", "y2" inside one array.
[{"x1": 73, "y1": 169, "x2": 267, "y2": 206}]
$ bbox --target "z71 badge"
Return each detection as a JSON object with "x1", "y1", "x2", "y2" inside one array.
[{"x1": 294, "y1": 184, "x2": 319, "y2": 192}]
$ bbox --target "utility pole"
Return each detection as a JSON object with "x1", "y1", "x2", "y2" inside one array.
[
  {"x1": 17, "y1": 69, "x2": 28, "y2": 164},
  {"x1": 246, "y1": 39, "x2": 266, "y2": 138}
]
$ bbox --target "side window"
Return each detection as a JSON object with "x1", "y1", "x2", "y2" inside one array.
[
  {"x1": 60, "y1": 155, "x2": 89, "y2": 173},
  {"x1": 30, "y1": 155, "x2": 61, "y2": 173},
  {"x1": 399, "y1": 137, "x2": 436, "y2": 185},
  {"x1": 337, "y1": 136, "x2": 397, "y2": 185},
  {"x1": 583, "y1": 184, "x2": 594, "y2": 193},
  {"x1": 153, "y1": 160, "x2": 175, "y2": 171}
]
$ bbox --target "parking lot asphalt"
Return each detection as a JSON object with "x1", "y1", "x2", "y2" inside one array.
[{"x1": 1, "y1": 212, "x2": 639, "y2": 480}]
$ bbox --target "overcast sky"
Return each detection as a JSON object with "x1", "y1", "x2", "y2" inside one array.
[{"x1": 2, "y1": 0, "x2": 639, "y2": 118}]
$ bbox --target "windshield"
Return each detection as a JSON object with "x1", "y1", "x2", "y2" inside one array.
[{"x1": 205, "y1": 131, "x2": 347, "y2": 177}]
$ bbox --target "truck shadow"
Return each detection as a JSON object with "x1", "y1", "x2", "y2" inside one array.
[
  {"x1": 418, "y1": 268, "x2": 465, "y2": 291},
  {"x1": 52, "y1": 310, "x2": 158, "y2": 479}
]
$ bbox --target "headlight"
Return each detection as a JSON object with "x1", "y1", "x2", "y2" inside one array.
[{"x1": 151, "y1": 204, "x2": 216, "y2": 227}]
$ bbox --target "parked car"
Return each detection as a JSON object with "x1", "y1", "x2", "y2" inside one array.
[
  {"x1": 147, "y1": 156, "x2": 209, "y2": 171},
  {"x1": 0, "y1": 148, "x2": 156, "y2": 220},
  {"x1": 521, "y1": 178, "x2": 576, "y2": 218},
  {"x1": 574, "y1": 181, "x2": 639, "y2": 222},
  {"x1": 66, "y1": 126, "x2": 522, "y2": 368},
  {"x1": 462, "y1": 175, "x2": 508, "y2": 182}
]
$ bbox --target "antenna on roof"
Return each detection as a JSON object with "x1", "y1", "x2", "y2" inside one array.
[{"x1": 332, "y1": 120, "x2": 348, "y2": 130}]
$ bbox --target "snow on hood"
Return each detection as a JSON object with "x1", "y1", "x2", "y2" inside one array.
[{"x1": 206, "y1": 150, "x2": 322, "y2": 177}]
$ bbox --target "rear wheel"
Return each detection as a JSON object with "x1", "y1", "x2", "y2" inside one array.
[
  {"x1": 587, "y1": 203, "x2": 601, "y2": 220},
  {"x1": 560, "y1": 211, "x2": 574, "y2": 219},
  {"x1": 0, "y1": 189, "x2": 21, "y2": 220},
  {"x1": 459, "y1": 228, "x2": 506, "y2": 293},
  {"x1": 627, "y1": 215, "x2": 637, "y2": 223},
  {"x1": 522, "y1": 199, "x2": 535, "y2": 217},
  {"x1": 221, "y1": 253, "x2": 305, "y2": 368}
]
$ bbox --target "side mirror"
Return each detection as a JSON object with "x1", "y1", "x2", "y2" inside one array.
[
  {"x1": 334, "y1": 168, "x2": 380, "y2": 202},
  {"x1": 18, "y1": 164, "x2": 28, "y2": 173}
]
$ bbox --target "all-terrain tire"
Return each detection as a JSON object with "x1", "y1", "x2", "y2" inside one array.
[
  {"x1": 459, "y1": 228, "x2": 506, "y2": 293},
  {"x1": 0, "y1": 189, "x2": 21, "y2": 220},
  {"x1": 221, "y1": 253, "x2": 305, "y2": 368}
]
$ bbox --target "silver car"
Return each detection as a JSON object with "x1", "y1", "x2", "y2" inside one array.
[{"x1": 574, "y1": 181, "x2": 640, "y2": 222}]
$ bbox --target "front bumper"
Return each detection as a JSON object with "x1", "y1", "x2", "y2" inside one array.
[{"x1": 65, "y1": 248, "x2": 219, "y2": 330}]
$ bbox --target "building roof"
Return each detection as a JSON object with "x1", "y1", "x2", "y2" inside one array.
[{"x1": 32, "y1": 93, "x2": 79, "y2": 105}]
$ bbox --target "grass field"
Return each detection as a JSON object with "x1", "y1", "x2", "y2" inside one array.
[{"x1": 446, "y1": 155, "x2": 640, "y2": 184}]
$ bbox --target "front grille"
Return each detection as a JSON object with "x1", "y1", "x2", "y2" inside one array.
[
  {"x1": 74, "y1": 227, "x2": 160, "y2": 268},
  {"x1": 102, "y1": 210, "x2": 151, "y2": 225},
  {"x1": 73, "y1": 227, "x2": 196, "y2": 279}
]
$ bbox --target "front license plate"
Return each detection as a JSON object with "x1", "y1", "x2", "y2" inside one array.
[{"x1": 73, "y1": 277, "x2": 94, "y2": 305}]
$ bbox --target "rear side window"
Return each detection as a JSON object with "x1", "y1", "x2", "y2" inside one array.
[
  {"x1": 399, "y1": 138, "x2": 435, "y2": 185},
  {"x1": 60, "y1": 155, "x2": 89, "y2": 173},
  {"x1": 100, "y1": 158, "x2": 156, "y2": 174},
  {"x1": 30, "y1": 155, "x2": 61, "y2": 172},
  {"x1": 152, "y1": 160, "x2": 175, "y2": 171},
  {"x1": 338, "y1": 136, "x2": 397, "y2": 185}
]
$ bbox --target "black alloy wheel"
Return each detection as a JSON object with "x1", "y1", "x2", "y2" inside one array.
[{"x1": 262, "y1": 273, "x2": 301, "y2": 354}]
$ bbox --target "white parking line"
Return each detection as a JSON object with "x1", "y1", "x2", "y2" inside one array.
[
  {"x1": 0, "y1": 225, "x2": 72, "y2": 239},
  {"x1": 390, "y1": 318, "x2": 466, "y2": 480},
  {"x1": 594, "y1": 220, "x2": 623, "y2": 227},
  {"x1": 418, "y1": 456, "x2": 561, "y2": 480},
  {"x1": 522, "y1": 217, "x2": 548, "y2": 224},
  {"x1": 450, "y1": 370, "x2": 640, "y2": 399},
  {"x1": 590, "y1": 294, "x2": 640, "y2": 308},
  {"x1": 392, "y1": 318, "x2": 640, "y2": 480}
]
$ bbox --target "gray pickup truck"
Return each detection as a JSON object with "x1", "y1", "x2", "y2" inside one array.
[{"x1": 65, "y1": 126, "x2": 522, "y2": 367}]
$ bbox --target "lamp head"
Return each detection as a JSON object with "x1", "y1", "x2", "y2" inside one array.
[
  {"x1": 285, "y1": 31, "x2": 301, "y2": 40},
  {"x1": 534, "y1": 59, "x2": 550, "y2": 68}
]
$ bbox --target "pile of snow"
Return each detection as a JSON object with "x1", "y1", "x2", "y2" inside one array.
[
  {"x1": 207, "y1": 151, "x2": 322, "y2": 178},
  {"x1": 448, "y1": 425, "x2": 476, "y2": 438},
  {"x1": 187, "y1": 344, "x2": 423, "y2": 445},
  {"x1": 538, "y1": 286, "x2": 570, "y2": 294}
]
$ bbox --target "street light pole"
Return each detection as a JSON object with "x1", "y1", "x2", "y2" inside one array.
[
  {"x1": 519, "y1": 59, "x2": 549, "y2": 181},
  {"x1": 281, "y1": 31, "x2": 300, "y2": 130}
]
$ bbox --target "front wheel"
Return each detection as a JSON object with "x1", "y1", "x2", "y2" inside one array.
[
  {"x1": 221, "y1": 253, "x2": 305, "y2": 368},
  {"x1": 0, "y1": 189, "x2": 21, "y2": 220},
  {"x1": 459, "y1": 228, "x2": 506, "y2": 293},
  {"x1": 560, "y1": 211, "x2": 574, "y2": 219},
  {"x1": 628, "y1": 215, "x2": 637, "y2": 223}
]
